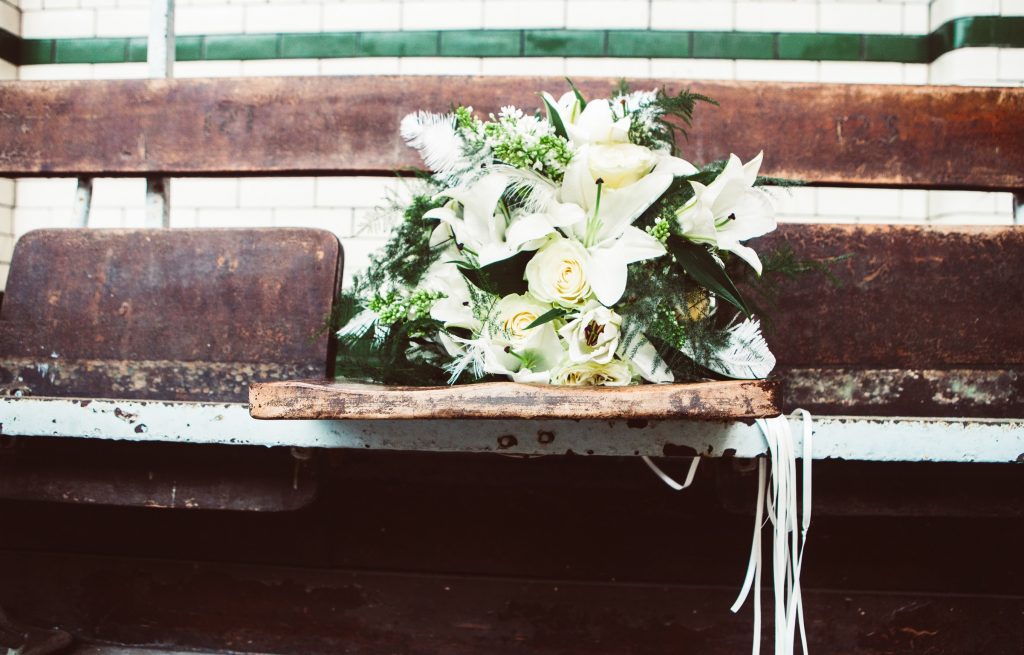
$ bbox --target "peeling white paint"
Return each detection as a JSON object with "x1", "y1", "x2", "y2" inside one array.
[{"x1": 0, "y1": 396, "x2": 1022, "y2": 462}]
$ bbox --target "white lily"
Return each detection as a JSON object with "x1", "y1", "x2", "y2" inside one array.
[
  {"x1": 675, "y1": 152, "x2": 777, "y2": 275},
  {"x1": 559, "y1": 147, "x2": 695, "y2": 306},
  {"x1": 420, "y1": 259, "x2": 479, "y2": 332},
  {"x1": 427, "y1": 171, "x2": 585, "y2": 267}
]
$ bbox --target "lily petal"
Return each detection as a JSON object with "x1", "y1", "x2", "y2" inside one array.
[
  {"x1": 593, "y1": 171, "x2": 673, "y2": 243},
  {"x1": 587, "y1": 255, "x2": 629, "y2": 307},
  {"x1": 654, "y1": 154, "x2": 699, "y2": 177},
  {"x1": 587, "y1": 227, "x2": 666, "y2": 306},
  {"x1": 719, "y1": 238, "x2": 764, "y2": 276},
  {"x1": 504, "y1": 212, "x2": 558, "y2": 251}
]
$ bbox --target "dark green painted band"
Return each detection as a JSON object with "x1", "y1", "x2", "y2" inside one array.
[{"x1": 3, "y1": 15, "x2": 1022, "y2": 68}]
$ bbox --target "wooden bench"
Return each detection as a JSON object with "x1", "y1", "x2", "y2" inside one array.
[{"x1": 0, "y1": 76, "x2": 1022, "y2": 654}]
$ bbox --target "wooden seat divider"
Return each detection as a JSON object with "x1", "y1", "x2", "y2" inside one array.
[
  {"x1": 0, "y1": 76, "x2": 1022, "y2": 654},
  {"x1": 0, "y1": 227, "x2": 342, "y2": 510}
]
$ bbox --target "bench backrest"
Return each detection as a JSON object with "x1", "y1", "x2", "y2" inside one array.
[
  {"x1": 0, "y1": 228, "x2": 341, "y2": 512},
  {"x1": 0, "y1": 228, "x2": 341, "y2": 402},
  {"x1": 0, "y1": 77, "x2": 1021, "y2": 191},
  {"x1": 760, "y1": 223, "x2": 1024, "y2": 417}
]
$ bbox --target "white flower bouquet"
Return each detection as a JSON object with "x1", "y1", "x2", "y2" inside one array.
[{"x1": 337, "y1": 82, "x2": 790, "y2": 386}]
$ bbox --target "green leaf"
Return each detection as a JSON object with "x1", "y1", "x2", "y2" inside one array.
[
  {"x1": 541, "y1": 93, "x2": 568, "y2": 140},
  {"x1": 525, "y1": 307, "x2": 567, "y2": 330},
  {"x1": 565, "y1": 77, "x2": 587, "y2": 110},
  {"x1": 666, "y1": 235, "x2": 751, "y2": 317},
  {"x1": 458, "y1": 250, "x2": 532, "y2": 297}
]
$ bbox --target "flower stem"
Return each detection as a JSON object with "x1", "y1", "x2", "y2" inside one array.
[{"x1": 584, "y1": 179, "x2": 604, "y2": 247}]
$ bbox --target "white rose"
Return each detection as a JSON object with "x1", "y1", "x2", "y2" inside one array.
[
  {"x1": 587, "y1": 143, "x2": 658, "y2": 189},
  {"x1": 551, "y1": 359, "x2": 633, "y2": 386},
  {"x1": 494, "y1": 293, "x2": 553, "y2": 343},
  {"x1": 524, "y1": 237, "x2": 592, "y2": 308},
  {"x1": 558, "y1": 305, "x2": 622, "y2": 364}
]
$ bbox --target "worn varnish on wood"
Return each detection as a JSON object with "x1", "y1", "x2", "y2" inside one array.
[
  {"x1": 0, "y1": 228, "x2": 341, "y2": 402},
  {"x1": 0, "y1": 228, "x2": 343, "y2": 511},
  {"x1": 249, "y1": 379, "x2": 781, "y2": 420},
  {"x1": 0, "y1": 77, "x2": 1021, "y2": 190},
  {"x1": 755, "y1": 223, "x2": 1024, "y2": 417}
]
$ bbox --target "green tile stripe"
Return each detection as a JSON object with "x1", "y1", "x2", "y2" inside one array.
[
  {"x1": 0, "y1": 26, "x2": 17, "y2": 64},
  {"x1": 3, "y1": 15, "x2": 1023, "y2": 67}
]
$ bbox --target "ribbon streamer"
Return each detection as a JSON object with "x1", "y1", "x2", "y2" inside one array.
[
  {"x1": 641, "y1": 411, "x2": 813, "y2": 654},
  {"x1": 731, "y1": 410, "x2": 814, "y2": 655},
  {"x1": 641, "y1": 455, "x2": 700, "y2": 491}
]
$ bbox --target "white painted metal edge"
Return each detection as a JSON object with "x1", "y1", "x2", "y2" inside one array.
[{"x1": 2, "y1": 396, "x2": 1022, "y2": 462}]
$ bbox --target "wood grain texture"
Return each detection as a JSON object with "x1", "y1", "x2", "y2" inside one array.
[
  {"x1": 756, "y1": 224, "x2": 1024, "y2": 369},
  {"x1": 249, "y1": 379, "x2": 781, "y2": 420},
  {"x1": 2, "y1": 551, "x2": 1022, "y2": 655},
  {"x1": 0, "y1": 228, "x2": 342, "y2": 402},
  {"x1": 0, "y1": 77, "x2": 1021, "y2": 190}
]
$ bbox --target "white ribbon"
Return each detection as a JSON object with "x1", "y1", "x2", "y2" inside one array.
[
  {"x1": 639, "y1": 410, "x2": 813, "y2": 654},
  {"x1": 641, "y1": 455, "x2": 700, "y2": 491},
  {"x1": 730, "y1": 410, "x2": 814, "y2": 655}
]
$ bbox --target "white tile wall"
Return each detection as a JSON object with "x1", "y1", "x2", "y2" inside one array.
[
  {"x1": 735, "y1": 2, "x2": 818, "y2": 32},
  {"x1": 819, "y1": 2, "x2": 903, "y2": 34},
  {"x1": 735, "y1": 59, "x2": 818, "y2": 81},
  {"x1": 930, "y1": 0, "x2": 999, "y2": 31},
  {"x1": 567, "y1": 0, "x2": 649, "y2": 29},
  {"x1": 819, "y1": 61, "x2": 905, "y2": 83},
  {"x1": 403, "y1": 0, "x2": 484, "y2": 29},
  {"x1": 565, "y1": 56, "x2": 651, "y2": 77},
  {"x1": 21, "y1": 8, "x2": 95, "y2": 37},
  {"x1": 650, "y1": 57, "x2": 735, "y2": 79},
  {"x1": 95, "y1": 7, "x2": 146, "y2": 36},
  {"x1": 929, "y1": 47, "x2": 1002, "y2": 85},
  {"x1": 244, "y1": 2, "x2": 321, "y2": 33},
  {"x1": 997, "y1": 48, "x2": 1024, "y2": 83},
  {"x1": 322, "y1": 1, "x2": 400, "y2": 31},
  {"x1": 241, "y1": 57, "x2": 320, "y2": 75},
  {"x1": 480, "y1": 56, "x2": 564, "y2": 74},
  {"x1": 902, "y1": 3, "x2": 929, "y2": 33},
  {"x1": 650, "y1": 1, "x2": 733, "y2": 30},
  {"x1": 483, "y1": 0, "x2": 565, "y2": 28},
  {"x1": 398, "y1": 56, "x2": 482, "y2": 74},
  {"x1": 321, "y1": 57, "x2": 401, "y2": 74},
  {"x1": 1003, "y1": 0, "x2": 1024, "y2": 16},
  {"x1": 173, "y1": 59, "x2": 244, "y2": 77},
  {"x1": 0, "y1": 0, "x2": 20, "y2": 33},
  {"x1": 175, "y1": 5, "x2": 244, "y2": 35}
]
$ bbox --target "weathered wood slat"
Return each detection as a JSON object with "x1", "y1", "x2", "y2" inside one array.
[
  {"x1": 757, "y1": 224, "x2": 1024, "y2": 370},
  {"x1": 1, "y1": 551, "x2": 1021, "y2": 655},
  {"x1": 248, "y1": 379, "x2": 781, "y2": 420},
  {"x1": 0, "y1": 228, "x2": 342, "y2": 401},
  {"x1": 1, "y1": 77, "x2": 1021, "y2": 190}
]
